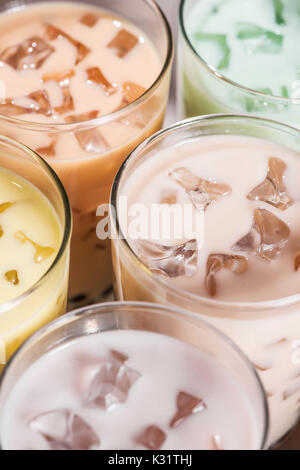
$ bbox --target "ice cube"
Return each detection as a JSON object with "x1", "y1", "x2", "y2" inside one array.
[
  {"x1": 45, "y1": 24, "x2": 90, "y2": 65},
  {"x1": 247, "y1": 157, "x2": 293, "y2": 210},
  {"x1": 232, "y1": 88, "x2": 279, "y2": 113},
  {"x1": 79, "y1": 13, "x2": 99, "y2": 28},
  {"x1": 136, "y1": 426, "x2": 166, "y2": 450},
  {"x1": 43, "y1": 69, "x2": 75, "y2": 115},
  {"x1": 0, "y1": 90, "x2": 52, "y2": 117},
  {"x1": 86, "y1": 67, "x2": 116, "y2": 96},
  {"x1": 235, "y1": 22, "x2": 283, "y2": 54},
  {"x1": 116, "y1": 94, "x2": 159, "y2": 130},
  {"x1": 65, "y1": 111, "x2": 109, "y2": 153},
  {"x1": 206, "y1": 253, "x2": 248, "y2": 297},
  {"x1": 169, "y1": 167, "x2": 231, "y2": 211},
  {"x1": 233, "y1": 208, "x2": 290, "y2": 262},
  {"x1": 295, "y1": 254, "x2": 300, "y2": 272},
  {"x1": 194, "y1": 33, "x2": 230, "y2": 70},
  {"x1": 170, "y1": 391, "x2": 206, "y2": 428},
  {"x1": 135, "y1": 239, "x2": 198, "y2": 278},
  {"x1": 107, "y1": 29, "x2": 138, "y2": 58},
  {"x1": 0, "y1": 36, "x2": 54, "y2": 70},
  {"x1": 121, "y1": 82, "x2": 147, "y2": 105},
  {"x1": 29, "y1": 410, "x2": 100, "y2": 450},
  {"x1": 86, "y1": 360, "x2": 141, "y2": 411},
  {"x1": 27, "y1": 90, "x2": 52, "y2": 116}
]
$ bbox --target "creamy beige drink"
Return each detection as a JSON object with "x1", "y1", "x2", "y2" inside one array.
[
  {"x1": 111, "y1": 116, "x2": 300, "y2": 446},
  {"x1": 0, "y1": 135, "x2": 71, "y2": 367},
  {"x1": 0, "y1": 0, "x2": 172, "y2": 307}
]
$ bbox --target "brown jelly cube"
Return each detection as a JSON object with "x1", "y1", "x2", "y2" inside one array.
[
  {"x1": 0, "y1": 36, "x2": 54, "y2": 70},
  {"x1": 136, "y1": 426, "x2": 166, "y2": 450},
  {"x1": 107, "y1": 29, "x2": 138, "y2": 58},
  {"x1": 27, "y1": 90, "x2": 52, "y2": 116},
  {"x1": 122, "y1": 82, "x2": 147, "y2": 105},
  {"x1": 5, "y1": 270, "x2": 19, "y2": 286},
  {"x1": 0, "y1": 90, "x2": 52, "y2": 116},
  {"x1": 45, "y1": 24, "x2": 90, "y2": 65},
  {"x1": 79, "y1": 13, "x2": 99, "y2": 28},
  {"x1": 170, "y1": 391, "x2": 206, "y2": 428},
  {"x1": 86, "y1": 67, "x2": 116, "y2": 95}
]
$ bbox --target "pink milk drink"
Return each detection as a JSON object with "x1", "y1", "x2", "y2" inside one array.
[
  {"x1": 111, "y1": 115, "x2": 300, "y2": 446},
  {"x1": 0, "y1": 303, "x2": 268, "y2": 450}
]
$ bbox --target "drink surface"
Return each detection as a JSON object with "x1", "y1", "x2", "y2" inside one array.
[
  {"x1": 0, "y1": 167, "x2": 61, "y2": 304},
  {"x1": 119, "y1": 135, "x2": 300, "y2": 302},
  {"x1": 186, "y1": 0, "x2": 300, "y2": 99},
  {"x1": 0, "y1": 329, "x2": 260, "y2": 450},
  {"x1": 0, "y1": 1, "x2": 161, "y2": 134}
]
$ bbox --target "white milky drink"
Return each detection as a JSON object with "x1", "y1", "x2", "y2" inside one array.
[{"x1": 0, "y1": 309, "x2": 266, "y2": 450}]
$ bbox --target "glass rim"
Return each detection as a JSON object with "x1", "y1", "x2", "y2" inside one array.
[
  {"x1": 111, "y1": 113, "x2": 300, "y2": 313},
  {"x1": 0, "y1": 134, "x2": 72, "y2": 314},
  {"x1": 0, "y1": 300, "x2": 269, "y2": 450},
  {"x1": 179, "y1": 0, "x2": 300, "y2": 104},
  {"x1": 0, "y1": 0, "x2": 174, "y2": 131}
]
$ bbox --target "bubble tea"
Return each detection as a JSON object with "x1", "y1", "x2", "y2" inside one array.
[
  {"x1": 0, "y1": 1, "x2": 172, "y2": 307},
  {"x1": 111, "y1": 116, "x2": 300, "y2": 446},
  {"x1": 178, "y1": 0, "x2": 300, "y2": 125},
  {"x1": 0, "y1": 303, "x2": 267, "y2": 450}
]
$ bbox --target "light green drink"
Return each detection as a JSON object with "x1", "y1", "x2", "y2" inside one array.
[{"x1": 178, "y1": 0, "x2": 300, "y2": 126}]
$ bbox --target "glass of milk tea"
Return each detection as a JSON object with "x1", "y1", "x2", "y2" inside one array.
[
  {"x1": 0, "y1": 134, "x2": 71, "y2": 370},
  {"x1": 0, "y1": 301, "x2": 268, "y2": 450},
  {"x1": 0, "y1": 0, "x2": 173, "y2": 309},
  {"x1": 111, "y1": 114, "x2": 300, "y2": 447},
  {"x1": 178, "y1": 0, "x2": 300, "y2": 127}
]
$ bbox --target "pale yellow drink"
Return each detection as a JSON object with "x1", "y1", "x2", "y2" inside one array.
[{"x1": 0, "y1": 136, "x2": 71, "y2": 368}]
